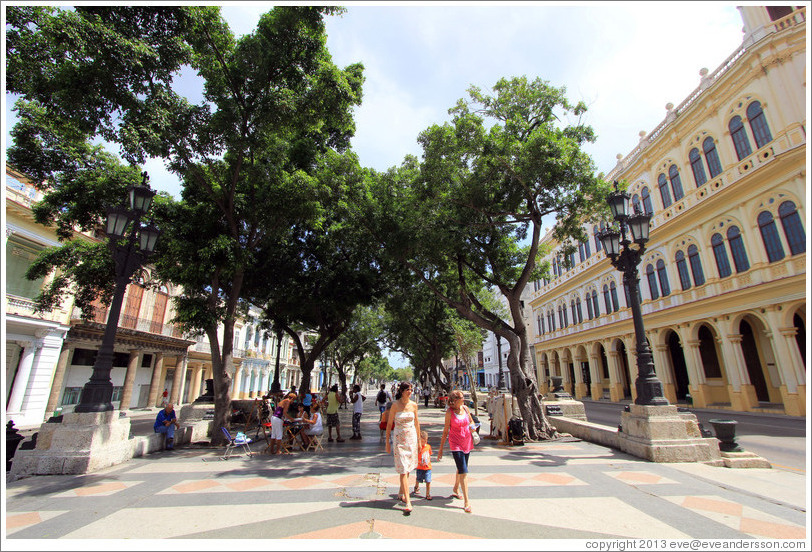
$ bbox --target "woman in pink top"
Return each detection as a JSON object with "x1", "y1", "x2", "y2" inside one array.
[{"x1": 437, "y1": 389, "x2": 475, "y2": 513}]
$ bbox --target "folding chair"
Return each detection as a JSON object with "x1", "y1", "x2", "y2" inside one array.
[
  {"x1": 304, "y1": 433, "x2": 324, "y2": 452},
  {"x1": 221, "y1": 427, "x2": 253, "y2": 460}
]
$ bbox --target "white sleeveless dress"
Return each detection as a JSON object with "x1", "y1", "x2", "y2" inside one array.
[{"x1": 392, "y1": 411, "x2": 418, "y2": 474}]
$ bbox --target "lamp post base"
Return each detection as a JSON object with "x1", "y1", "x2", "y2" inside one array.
[{"x1": 618, "y1": 404, "x2": 721, "y2": 463}]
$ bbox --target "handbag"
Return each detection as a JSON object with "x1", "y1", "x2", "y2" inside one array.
[{"x1": 472, "y1": 431, "x2": 481, "y2": 445}]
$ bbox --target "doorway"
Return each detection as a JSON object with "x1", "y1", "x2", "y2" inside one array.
[{"x1": 666, "y1": 331, "x2": 690, "y2": 400}]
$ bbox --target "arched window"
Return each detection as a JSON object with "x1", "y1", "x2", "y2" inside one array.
[
  {"x1": 711, "y1": 233, "x2": 732, "y2": 278},
  {"x1": 758, "y1": 210, "x2": 785, "y2": 262},
  {"x1": 578, "y1": 242, "x2": 586, "y2": 263},
  {"x1": 656, "y1": 259, "x2": 670, "y2": 296},
  {"x1": 603, "y1": 284, "x2": 611, "y2": 314},
  {"x1": 548, "y1": 310, "x2": 555, "y2": 332},
  {"x1": 586, "y1": 293, "x2": 594, "y2": 319},
  {"x1": 688, "y1": 244, "x2": 705, "y2": 286},
  {"x1": 729, "y1": 115, "x2": 752, "y2": 161},
  {"x1": 747, "y1": 101, "x2": 772, "y2": 148},
  {"x1": 778, "y1": 201, "x2": 806, "y2": 255},
  {"x1": 641, "y1": 186, "x2": 653, "y2": 214},
  {"x1": 676, "y1": 250, "x2": 692, "y2": 290},
  {"x1": 689, "y1": 148, "x2": 707, "y2": 187},
  {"x1": 609, "y1": 281, "x2": 620, "y2": 312},
  {"x1": 562, "y1": 304, "x2": 569, "y2": 327},
  {"x1": 571, "y1": 299, "x2": 577, "y2": 325},
  {"x1": 669, "y1": 164, "x2": 684, "y2": 201},
  {"x1": 703, "y1": 137, "x2": 723, "y2": 177},
  {"x1": 538, "y1": 315, "x2": 543, "y2": 335},
  {"x1": 552, "y1": 257, "x2": 559, "y2": 277},
  {"x1": 576, "y1": 297, "x2": 583, "y2": 323},
  {"x1": 593, "y1": 225, "x2": 602, "y2": 252},
  {"x1": 584, "y1": 238, "x2": 591, "y2": 258},
  {"x1": 646, "y1": 263, "x2": 659, "y2": 300},
  {"x1": 632, "y1": 194, "x2": 642, "y2": 213},
  {"x1": 658, "y1": 173, "x2": 672, "y2": 208},
  {"x1": 591, "y1": 290, "x2": 600, "y2": 317},
  {"x1": 727, "y1": 226, "x2": 750, "y2": 272}
]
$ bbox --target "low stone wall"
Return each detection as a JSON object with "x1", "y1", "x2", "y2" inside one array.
[
  {"x1": 130, "y1": 419, "x2": 213, "y2": 459},
  {"x1": 549, "y1": 416, "x2": 620, "y2": 449}
]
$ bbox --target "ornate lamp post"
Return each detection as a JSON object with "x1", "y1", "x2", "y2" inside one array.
[
  {"x1": 74, "y1": 172, "x2": 161, "y2": 412},
  {"x1": 598, "y1": 182, "x2": 668, "y2": 406},
  {"x1": 496, "y1": 334, "x2": 508, "y2": 392}
]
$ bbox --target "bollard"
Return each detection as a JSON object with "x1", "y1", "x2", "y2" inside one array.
[
  {"x1": 6, "y1": 420, "x2": 24, "y2": 471},
  {"x1": 708, "y1": 419, "x2": 743, "y2": 452}
]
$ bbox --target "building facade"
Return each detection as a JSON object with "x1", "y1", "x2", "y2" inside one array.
[{"x1": 529, "y1": 5, "x2": 806, "y2": 416}]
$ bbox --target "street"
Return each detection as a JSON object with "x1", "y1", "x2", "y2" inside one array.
[{"x1": 580, "y1": 399, "x2": 808, "y2": 474}]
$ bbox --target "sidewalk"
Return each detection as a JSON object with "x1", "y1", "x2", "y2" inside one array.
[{"x1": 4, "y1": 398, "x2": 808, "y2": 546}]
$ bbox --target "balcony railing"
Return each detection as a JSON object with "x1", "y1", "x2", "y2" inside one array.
[{"x1": 71, "y1": 305, "x2": 183, "y2": 338}]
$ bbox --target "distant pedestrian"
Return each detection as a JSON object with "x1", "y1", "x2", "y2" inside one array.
[
  {"x1": 302, "y1": 390, "x2": 313, "y2": 415},
  {"x1": 438, "y1": 389, "x2": 475, "y2": 513},
  {"x1": 375, "y1": 384, "x2": 391, "y2": 414},
  {"x1": 161, "y1": 388, "x2": 168, "y2": 407},
  {"x1": 413, "y1": 430, "x2": 432, "y2": 500},
  {"x1": 386, "y1": 382, "x2": 420, "y2": 514},
  {"x1": 422, "y1": 387, "x2": 430, "y2": 408},
  {"x1": 350, "y1": 384, "x2": 365, "y2": 440},
  {"x1": 325, "y1": 384, "x2": 345, "y2": 442}
]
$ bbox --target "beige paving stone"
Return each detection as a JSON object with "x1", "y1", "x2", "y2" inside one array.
[
  {"x1": 61, "y1": 502, "x2": 337, "y2": 539},
  {"x1": 609, "y1": 471, "x2": 678, "y2": 485},
  {"x1": 5, "y1": 511, "x2": 69, "y2": 536},
  {"x1": 469, "y1": 497, "x2": 691, "y2": 539}
]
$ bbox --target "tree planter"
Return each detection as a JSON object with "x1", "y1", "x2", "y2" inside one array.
[{"x1": 709, "y1": 419, "x2": 743, "y2": 452}]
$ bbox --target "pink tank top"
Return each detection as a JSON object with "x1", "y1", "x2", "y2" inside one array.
[{"x1": 448, "y1": 409, "x2": 473, "y2": 453}]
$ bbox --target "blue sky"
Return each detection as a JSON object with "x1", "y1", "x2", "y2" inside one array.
[{"x1": 3, "y1": 2, "x2": 746, "y2": 368}]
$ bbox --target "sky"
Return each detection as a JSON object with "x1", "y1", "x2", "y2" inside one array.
[{"x1": 3, "y1": 1, "x2": 747, "y2": 368}]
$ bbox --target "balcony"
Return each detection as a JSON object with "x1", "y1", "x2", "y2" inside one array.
[
  {"x1": 6, "y1": 295, "x2": 70, "y2": 324},
  {"x1": 71, "y1": 305, "x2": 184, "y2": 338}
]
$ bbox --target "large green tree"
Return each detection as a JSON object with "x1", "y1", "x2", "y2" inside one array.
[
  {"x1": 6, "y1": 6, "x2": 364, "y2": 443},
  {"x1": 366, "y1": 77, "x2": 610, "y2": 440}
]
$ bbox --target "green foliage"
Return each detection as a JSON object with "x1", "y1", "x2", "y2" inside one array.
[{"x1": 25, "y1": 240, "x2": 115, "y2": 315}]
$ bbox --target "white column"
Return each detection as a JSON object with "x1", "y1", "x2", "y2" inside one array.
[{"x1": 7, "y1": 339, "x2": 43, "y2": 415}]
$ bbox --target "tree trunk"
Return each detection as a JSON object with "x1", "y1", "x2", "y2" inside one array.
[
  {"x1": 503, "y1": 335, "x2": 558, "y2": 441},
  {"x1": 206, "y1": 324, "x2": 233, "y2": 446}
]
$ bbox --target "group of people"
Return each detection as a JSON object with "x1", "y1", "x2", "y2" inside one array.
[{"x1": 384, "y1": 382, "x2": 477, "y2": 515}]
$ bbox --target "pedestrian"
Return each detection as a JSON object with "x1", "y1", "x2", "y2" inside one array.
[
  {"x1": 375, "y1": 384, "x2": 390, "y2": 414},
  {"x1": 350, "y1": 384, "x2": 365, "y2": 440},
  {"x1": 325, "y1": 384, "x2": 345, "y2": 442},
  {"x1": 422, "y1": 386, "x2": 430, "y2": 408},
  {"x1": 438, "y1": 389, "x2": 475, "y2": 513},
  {"x1": 269, "y1": 391, "x2": 296, "y2": 455},
  {"x1": 161, "y1": 388, "x2": 169, "y2": 407},
  {"x1": 379, "y1": 401, "x2": 392, "y2": 440},
  {"x1": 302, "y1": 389, "x2": 313, "y2": 415},
  {"x1": 385, "y1": 381, "x2": 420, "y2": 514},
  {"x1": 154, "y1": 403, "x2": 180, "y2": 450},
  {"x1": 413, "y1": 430, "x2": 432, "y2": 500}
]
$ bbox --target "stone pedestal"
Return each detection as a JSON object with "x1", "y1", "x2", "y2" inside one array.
[
  {"x1": 617, "y1": 404, "x2": 721, "y2": 463},
  {"x1": 719, "y1": 450, "x2": 772, "y2": 469},
  {"x1": 543, "y1": 397, "x2": 587, "y2": 420},
  {"x1": 9, "y1": 412, "x2": 136, "y2": 479},
  {"x1": 179, "y1": 402, "x2": 215, "y2": 423}
]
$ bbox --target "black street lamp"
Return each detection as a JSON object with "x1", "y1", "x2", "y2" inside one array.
[
  {"x1": 598, "y1": 181, "x2": 668, "y2": 406},
  {"x1": 496, "y1": 334, "x2": 507, "y2": 392},
  {"x1": 74, "y1": 172, "x2": 161, "y2": 412}
]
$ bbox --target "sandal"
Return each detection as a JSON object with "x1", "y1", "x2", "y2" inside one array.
[
  {"x1": 451, "y1": 492, "x2": 463, "y2": 500},
  {"x1": 327, "y1": 438, "x2": 334, "y2": 442},
  {"x1": 336, "y1": 439, "x2": 345, "y2": 443},
  {"x1": 404, "y1": 505, "x2": 413, "y2": 514},
  {"x1": 426, "y1": 495, "x2": 432, "y2": 501},
  {"x1": 464, "y1": 505, "x2": 472, "y2": 513}
]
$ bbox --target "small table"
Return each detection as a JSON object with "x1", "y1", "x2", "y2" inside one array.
[{"x1": 280, "y1": 420, "x2": 306, "y2": 453}]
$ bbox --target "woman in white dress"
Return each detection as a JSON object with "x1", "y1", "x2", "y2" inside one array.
[{"x1": 385, "y1": 381, "x2": 420, "y2": 514}]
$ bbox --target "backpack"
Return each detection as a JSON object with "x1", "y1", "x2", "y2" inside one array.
[{"x1": 377, "y1": 390, "x2": 387, "y2": 404}]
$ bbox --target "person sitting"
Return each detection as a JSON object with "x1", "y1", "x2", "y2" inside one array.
[
  {"x1": 154, "y1": 403, "x2": 180, "y2": 450},
  {"x1": 301, "y1": 402, "x2": 324, "y2": 449}
]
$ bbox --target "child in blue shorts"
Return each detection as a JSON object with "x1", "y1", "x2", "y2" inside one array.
[{"x1": 414, "y1": 430, "x2": 432, "y2": 500}]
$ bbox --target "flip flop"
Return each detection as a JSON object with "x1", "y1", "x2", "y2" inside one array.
[
  {"x1": 426, "y1": 495, "x2": 433, "y2": 500},
  {"x1": 404, "y1": 505, "x2": 413, "y2": 514},
  {"x1": 451, "y1": 492, "x2": 463, "y2": 500},
  {"x1": 464, "y1": 505, "x2": 472, "y2": 513}
]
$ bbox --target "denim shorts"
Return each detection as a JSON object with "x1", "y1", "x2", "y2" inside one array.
[
  {"x1": 415, "y1": 469, "x2": 432, "y2": 483},
  {"x1": 451, "y1": 451, "x2": 470, "y2": 474}
]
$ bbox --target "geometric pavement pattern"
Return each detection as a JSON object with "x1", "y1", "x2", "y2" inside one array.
[{"x1": 5, "y1": 403, "x2": 807, "y2": 542}]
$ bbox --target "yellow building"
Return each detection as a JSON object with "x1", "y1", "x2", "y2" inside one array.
[{"x1": 530, "y1": 5, "x2": 806, "y2": 416}]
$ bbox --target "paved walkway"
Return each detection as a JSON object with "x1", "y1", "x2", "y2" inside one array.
[{"x1": 4, "y1": 398, "x2": 808, "y2": 545}]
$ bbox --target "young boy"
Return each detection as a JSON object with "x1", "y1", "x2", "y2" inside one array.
[{"x1": 413, "y1": 430, "x2": 432, "y2": 500}]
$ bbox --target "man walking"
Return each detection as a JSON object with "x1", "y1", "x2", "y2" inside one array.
[
  {"x1": 375, "y1": 384, "x2": 391, "y2": 414},
  {"x1": 350, "y1": 384, "x2": 366, "y2": 440}
]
